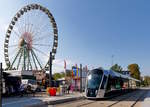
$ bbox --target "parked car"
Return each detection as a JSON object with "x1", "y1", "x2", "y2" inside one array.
[{"x1": 21, "y1": 79, "x2": 40, "y2": 92}]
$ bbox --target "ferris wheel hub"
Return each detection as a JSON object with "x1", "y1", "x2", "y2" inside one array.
[{"x1": 19, "y1": 32, "x2": 33, "y2": 50}]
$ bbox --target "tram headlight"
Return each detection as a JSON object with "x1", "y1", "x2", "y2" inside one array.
[
  {"x1": 95, "y1": 90, "x2": 98, "y2": 94},
  {"x1": 88, "y1": 75, "x2": 92, "y2": 80}
]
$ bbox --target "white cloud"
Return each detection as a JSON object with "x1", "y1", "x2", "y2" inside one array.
[
  {"x1": 0, "y1": 19, "x2": 8, "y2": 69},
  {"x1": 52, "y1": 58, "x2": 75, "y2": 73}
]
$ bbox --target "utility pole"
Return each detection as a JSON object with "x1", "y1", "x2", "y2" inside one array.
[
  {"x1": 0, "y1": 63, "x2": 2, "y2": 107},
  {"x1": 49, "y1": 52, "x2": 52, "y2": 87},
  {"x1": 80, "y1": 64, "x2": 82, "y2": 93},
  {"x1": 64, "y1": 60, "x2": 66, "y2": 80},
  {"x1": 111, "y1": 55, "x2": 114, "y2": 66}
]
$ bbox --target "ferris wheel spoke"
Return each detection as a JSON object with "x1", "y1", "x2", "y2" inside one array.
[
  {"x1": 26, "y1": 50, "x2": 31, "y2": 70},
  {"x1": 32, "y1": 22, "x2": 50, "y2": 39},
  {"x1": 26, "y1": 23, "x2": 30, "y2": 34},
  {"x1": 31, "y1": 50, "x2": 38, "y2": 70},
  {"x1": 26, "y1": 49, "x2": 32, "y2": 70},
  {"x1": 32, "y1": 35, "x2": 48, "y2": 42},
  {"x1": 16, "y1": 20, "x2": 24, "y2": 35},
  {"x1": 30, "y1": 12, "x2": 44, "y2": 38},
  {"x1": 32, "y1": 30, "x2": 53, "y2": 41},
  {"x1": 9, "y1": 48, "x2": 22, "y2": 69},
  {"x1": 27, "y1": 23, "x2": 33, "y2": 35},
  {"x1": 15, "y1": 23, "x2": 22, "y2": 35},
  {"x1": 25, "y1": 14, "x2": 29, "y2": 33},
  {"x1": 9, "y1": 47, "x2": 18, "y2": 57},
  {"x1": 32, "y1": 43, "x2": 51, "y2": 47},
  {"x1": 28, "y1": 51, "x2": 32, "y2": 70},
  {"x1": 9, "y1": 44, "x2": 18, "y2": 47},
  {"x1": 23, "y1": 12, "x2": 27, "y2": 33},
  {"x1": 31, "y1": 49, "x2": 43, "y2": 70},
  {"x1": 26, "y1": 12, "x2": 31, "y2": 33},
  {"x1": 32, "y1": 46, "x2": 49, "y2": 57},
  {"x1": 12, "y1": 29, "x2": 21, "y2": 38},
  {"x1": 32, "y1": 32, "x2": 53, "y2": 42},
  {"x1": 32, "y1": 30, "x2": 53, "y2": 42},
  {"x1": 23, "y1": 46, "x2": 29, "y2": 70},
  {"x1": 34, "y1": 11, "x2": 45, "y2": 32},
  {"x1": 17, "y1": 48, "x2": 23, "y2": 69},
  {"x1": 28, "y1": 23, "x2": 33, "y2": 34},
  {"x1": 19, "y1": 15, "x2": 26, "y2": 34},
  {"x1": 24, "y1": 21, "x2": 27, "y2": 33}
]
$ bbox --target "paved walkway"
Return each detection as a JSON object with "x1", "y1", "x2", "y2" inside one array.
[{"x1": 2, "y1": 92, "x2": 84, "y2": 107}]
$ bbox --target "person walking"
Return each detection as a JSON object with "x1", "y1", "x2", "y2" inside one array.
[
  {"x1": 19, "y1": 84, "x2": 25, "y2": 97},
  {"x1": 67, "y1": 84, "x2": 71, "y2": 94}
]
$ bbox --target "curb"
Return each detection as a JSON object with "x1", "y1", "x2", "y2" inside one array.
[
  {"x1": 46, "y1": 96, "x2": 85, "y2": 105},
  {"x1": 25, "y1": 96, "x2": 85, "y2": 107}
]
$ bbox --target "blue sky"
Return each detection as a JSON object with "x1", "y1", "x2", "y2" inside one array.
[{"x1": 0, "y1": 0, "x2": 150, "y2": 75}]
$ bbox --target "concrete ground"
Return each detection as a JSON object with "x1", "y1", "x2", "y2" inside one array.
[
  {"x1": 141, "y1": 89, "x2": 150, "y2": 107},
  {"x1": 2, "y1": 92, "x2": 84, "y2": 107},
  {"x1": 51, "y1": 88, "x2": 150, "y2": 107},
  {"x1": 3, "y1": 88, "x2": 150, "y2": 107}
]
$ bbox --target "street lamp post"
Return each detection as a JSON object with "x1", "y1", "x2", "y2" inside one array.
[
  {"x1": 49, "y1": 52, "x2": 52, "y2": 87},
  {"x1": 0, "y1": 63, "x2": 2, "y2": 107},
  {"x1": 80, "y1": 64, "x2": 82, "y2": 93},
  {"x1": 111, "y1": 55, "x2": 114, "y2": 66}
]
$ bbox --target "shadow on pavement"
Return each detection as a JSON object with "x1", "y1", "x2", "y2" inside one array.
[
  {"x1": 110, "y1": 88, "x2": 148, "y2": 101},
  {"x1": 2, "y1": 96, "x2": 48, "y2": 107},
  {"x1": 92, "y1": 88, "x2": 149, "y2": 102}
]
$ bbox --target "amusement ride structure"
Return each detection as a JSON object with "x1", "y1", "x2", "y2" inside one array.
[{"x1": 4, "y1": 4, "x2": 58, "y2": 71}]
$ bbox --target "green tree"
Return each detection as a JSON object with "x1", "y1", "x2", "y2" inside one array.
[
  {"x1": 110, "y1": 64, "x2": 123, "y2": 73},
  {"x1": 128, "y1": 64, "x2": 141, "y2": 80},
  {"x1": 61, "y1": 72, "x2": 65, "y2": 77},
  {"x1": 142, "y1": 76, "x2": 150, "y2": 86},
  {"x1": 53, "y1": 72, "x2": 65, "y2": 80},
  {"x1": 66, "y1": 70, "x2": 72, "y2": 77}
]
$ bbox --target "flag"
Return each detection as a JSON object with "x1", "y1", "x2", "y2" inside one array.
[
  {"x1": 86, "y1": 65, "x2": 88, "y2": 72},
  {"x1": 64, "y1": 60, "x2": 66, "y2": 69},
  {"x1": 76, "y1": 64, "x2": 78, "y2": 77},
  {"x1": 72, "y1": 69, "x2": 74, "y2": 77}
]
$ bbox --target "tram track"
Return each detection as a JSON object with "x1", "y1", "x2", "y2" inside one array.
[
  {"x1": 74, "y1": 90, "x2": 141, "y2": 107},
  {"x1": 130, "y1": 90, "x2": 147, "y2": 107},
  {"x1": 107, "y1": 89, "x2": 147, "y2": 107},
  {"x1": 54, "y1": 89, "x2": 148, "y2": 107}
]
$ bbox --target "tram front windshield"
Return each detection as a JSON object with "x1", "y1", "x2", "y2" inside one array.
[{"x1": 87, "y1": 69, "x2": 103, "y2": 90}]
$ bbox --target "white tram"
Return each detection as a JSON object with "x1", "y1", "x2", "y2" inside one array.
[{"x1": 85, "y1": 68, "x2": 140, "y2": 99}]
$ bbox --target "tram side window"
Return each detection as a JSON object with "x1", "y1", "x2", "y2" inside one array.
[
  {"x1": 106, "y1": 76, "x2": 111, "y2": 91},
  {"x1": 101, "y1": 75, "x2": 107, "y2": 89},
  {"x1": 106, "y1": 77, "x2": 120, "y2": 91},
  {"x1": 115, "y1": 79, "x2": 121, "y2": 89}
]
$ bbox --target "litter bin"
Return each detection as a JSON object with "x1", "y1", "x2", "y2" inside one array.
[{"x1": 47, "y1": 87, "x2": 56, "y2": 96}]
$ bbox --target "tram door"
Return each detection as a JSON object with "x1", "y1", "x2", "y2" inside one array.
[{"x1": 98, "y1": 75, "x2": 108, "y2": 98}]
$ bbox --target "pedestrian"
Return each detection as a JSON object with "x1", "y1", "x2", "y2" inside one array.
[
  {"x1": 67, "y1": 84, "x2": 71, "y2": 94},
  {"x1": 70, "y1": 84, "x2": 73, "y2": 93},
  {"x1": 19, "y1": 84, "x2": 25, "y2": 97}
]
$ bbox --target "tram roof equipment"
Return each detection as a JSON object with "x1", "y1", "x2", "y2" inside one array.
[{"x1": 95, "y1": 69, "x2": 140, "y2": 82}]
